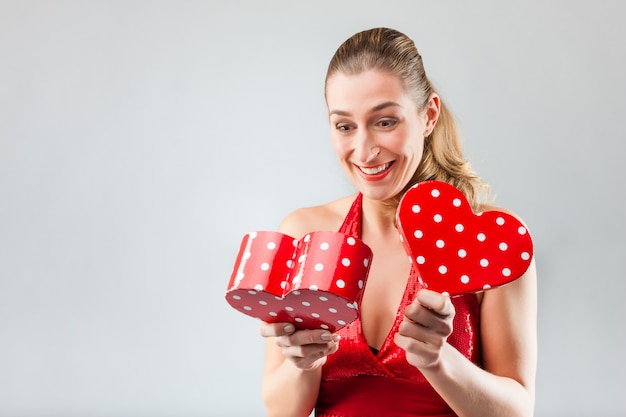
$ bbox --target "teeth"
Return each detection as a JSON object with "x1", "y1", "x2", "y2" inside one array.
[{"x1": 360, "y1": 162, "x2": 391, "y2": 175}]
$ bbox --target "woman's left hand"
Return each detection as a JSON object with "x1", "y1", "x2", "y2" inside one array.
[{"x1": 394, "y1": 289, "x2": 455, "y2": 370}]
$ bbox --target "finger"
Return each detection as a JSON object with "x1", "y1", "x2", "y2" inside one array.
[
  {"x1": 259, "y1": 322, "x2": 296, "y2": 338},
  {"x1": 398, "y1": 317, "x2": 447, "y2": 346},
  {"x1": 394, "y1": 331, "x2": 424, "y2": 352},
  {"x1": 281, "y1": 338, "x2": 339, "y2": 359},
  {"x1": 404, "y1": 294, "x2": 448, "y2": 321},
  {"x1": 280, "y1": 336, "x2": 341, "y2": 370},
  {"x1": 416, "y1": 290, "x2": 454, "y2": 317},
  {"x1": 402, "y1": 293, "x2": 455, "y2": 338},
  {"x1": 276, "y1": 329, "x2": 337, "y2": 348},
  {"x1": 397, "y1": 319, "x2": 427, "y2": 343},
  {"x1": 394, "y1": 332, "x2": 438, "y2": 369},
  {"x1": 403, "y1": 305, "x2": 452, "y2": 334}
]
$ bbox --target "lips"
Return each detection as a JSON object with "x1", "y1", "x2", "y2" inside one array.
[{"x1": 356, "y1": 161, "x2": 394, "y2": 181}]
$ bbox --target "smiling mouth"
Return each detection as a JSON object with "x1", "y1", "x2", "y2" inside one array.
[{"x1": 358, "y1": 161, "x2": 394, "y2": 175}]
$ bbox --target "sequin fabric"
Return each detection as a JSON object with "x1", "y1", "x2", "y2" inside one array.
[{"x1": 315, "y1": 193, "x2": 481, "y2": 417}]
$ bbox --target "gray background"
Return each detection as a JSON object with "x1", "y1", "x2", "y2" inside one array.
[{"x1": 1, "y1": 1, "x2": 624, "y2": 416}]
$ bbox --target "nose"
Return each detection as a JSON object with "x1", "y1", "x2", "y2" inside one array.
[{"x1": 354, "y1": 129, "x2": 379, "y2": 164}]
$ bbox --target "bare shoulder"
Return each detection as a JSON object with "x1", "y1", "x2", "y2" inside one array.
[{"x1": 279, "y1": 194, "x2": 358, "y2": 239}]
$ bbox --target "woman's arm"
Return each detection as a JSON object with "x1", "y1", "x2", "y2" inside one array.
[
  {"x1": 395, "y1": 210, "x2": 537, "y2": 417},
  {"x1": 260, "y1": 208, "x2": 341, "y2": 417},
  {"x1": 261, "y1": 323, "x2": 339, "y2": 417}
]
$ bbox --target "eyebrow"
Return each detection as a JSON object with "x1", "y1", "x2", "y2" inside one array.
[{"x1": 329, "y1": 101, "x2": 401, "y2": 117}]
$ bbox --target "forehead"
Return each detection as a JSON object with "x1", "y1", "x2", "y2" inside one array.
[{"x1": 326, "y1": 70, "x2": 411, "y2": 112}]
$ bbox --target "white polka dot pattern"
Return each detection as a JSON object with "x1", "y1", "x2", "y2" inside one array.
[
  {"x1": 396, "y1": 180, "x2": 534, "y2": 295},
  {"x1": 225, "y1": 231, "x2": 373, "y2": 332}
]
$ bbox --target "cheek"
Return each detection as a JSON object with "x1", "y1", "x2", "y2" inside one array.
[
  {"x1": 394, "y1": 132, "x2": 426, "y2": 170},
  {"x1": 390, "y1": 129, "x2": 423, "y2": 155},
  {"x1": 413, "y1": 138, "x2": 425, "y2": 158},
  {"x1": 330, "y1": 136, "x2": 350, "y2": 159},
  {"x1": 410, "y1": 141, "x2": 426, "y2": 167}
]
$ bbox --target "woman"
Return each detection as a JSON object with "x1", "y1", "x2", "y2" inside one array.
[{"x1": 260, "y1": 27, "x2": 537, "y2": 417}]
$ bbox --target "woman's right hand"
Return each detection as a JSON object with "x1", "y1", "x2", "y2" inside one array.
[{"x1": 260, "y1": 322, "x2": 340, "y2": 370}]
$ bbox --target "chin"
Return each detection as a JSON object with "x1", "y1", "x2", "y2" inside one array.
[{"x1": 360, "y1": 187, "x2": 401, "y2": 203}]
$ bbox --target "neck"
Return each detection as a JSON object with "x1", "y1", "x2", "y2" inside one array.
[{"x1": 361, "y1": 196, "x2": 398, "y2": 236}]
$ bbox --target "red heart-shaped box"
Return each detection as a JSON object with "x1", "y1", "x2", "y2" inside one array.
[
  {"x1": 396, "y1": 181, "x2": 533, "y2": 296},
  {"x1": 225, "y1": 230, "x2": 373, "y2": 332}
]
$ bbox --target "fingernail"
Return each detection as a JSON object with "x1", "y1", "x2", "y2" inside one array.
[
  {"x1": 320, "y1": 332, "x2": 332, "y2": 341},
  {"x1": 284, "y1": 324, "x2": 295, "y2": 333}
]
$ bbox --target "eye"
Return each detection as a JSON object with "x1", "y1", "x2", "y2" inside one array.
[
  {"x1": 377, "y1": 118, "x2": 397, "y2": 128},
  {"x1": 335, "y1": 123, "x2": 353, "y2": 132}
]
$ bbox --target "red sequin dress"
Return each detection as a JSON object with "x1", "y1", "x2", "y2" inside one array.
[{"x1": 315, "y1": 194, "x2": 481, "y2": 417}]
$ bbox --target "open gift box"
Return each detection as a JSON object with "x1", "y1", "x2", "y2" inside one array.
[{"x1": 225, "y1": 230, "x2": 373, "y2": 332}]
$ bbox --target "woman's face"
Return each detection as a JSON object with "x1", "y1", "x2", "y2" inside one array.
[{"x1": 326, "y1": 70, "x2": 434, "y2": 202}]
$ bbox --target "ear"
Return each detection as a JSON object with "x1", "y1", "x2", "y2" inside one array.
[{"x1": 423, "y1": 93, "x2": 441, "y2": 137}]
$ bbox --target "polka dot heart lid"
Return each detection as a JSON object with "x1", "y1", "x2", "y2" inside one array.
[
  {"x1": 225, "y1": 231, "x2": 373, "y2": 332},
  {"x1": 396, "y1": 180, "x2": 534, "y2": 296}
]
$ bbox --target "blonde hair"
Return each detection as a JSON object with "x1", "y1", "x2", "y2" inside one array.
[{"x1": 325, "y1": 28, "x2": 490, "y2": 211}]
